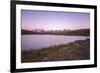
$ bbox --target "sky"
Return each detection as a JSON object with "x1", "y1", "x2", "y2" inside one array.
[{"x1": 21, "y1": 10, "x2": 90, "y2": 31}]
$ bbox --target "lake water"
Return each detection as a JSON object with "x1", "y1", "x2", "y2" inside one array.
[{"x1": 22, "y1": 35, "x2": 89, "y2": 50}]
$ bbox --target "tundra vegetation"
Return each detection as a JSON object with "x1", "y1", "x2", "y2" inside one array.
[{"x1": 21, "y1": 37, "x2": 90, "y2": 63}]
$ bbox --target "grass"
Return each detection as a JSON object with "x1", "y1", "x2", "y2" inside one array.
[{"x1": 21, "y1": 39, "x2": 90, "y2": 63}]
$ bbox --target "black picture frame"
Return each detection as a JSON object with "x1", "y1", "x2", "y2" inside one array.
[{"x1": 10, "y1": 0, "x2": 97, "y2": 73}]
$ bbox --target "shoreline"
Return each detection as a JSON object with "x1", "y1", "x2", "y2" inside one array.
[
  {"x1": 22, "y1": 34, "x2": 90, "y2": 36},
  {"x1": 21, "y1": 39, "x2": 90, "y2": 63}
]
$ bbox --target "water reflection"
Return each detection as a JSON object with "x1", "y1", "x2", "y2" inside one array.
[{"x1": 21, "y1": 35, "x2": 89, "y2": 50}]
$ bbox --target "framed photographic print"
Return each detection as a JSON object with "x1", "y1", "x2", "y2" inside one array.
[{"x1": 10, "y1": 0, "x2": 97, "y2": 72}]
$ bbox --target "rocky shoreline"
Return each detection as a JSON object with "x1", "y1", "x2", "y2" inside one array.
[{"x1": 21, "y1": 39, "x2": 90, "y2": 63}]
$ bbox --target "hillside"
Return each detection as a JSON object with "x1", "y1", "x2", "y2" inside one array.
[{"x1": 21, "y1": 29, "x2": 90, "y2": 36}]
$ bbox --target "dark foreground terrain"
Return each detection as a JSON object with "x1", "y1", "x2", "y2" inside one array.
[{"x1": 21, "y1": 39, "x2": 90, "y2": 63}]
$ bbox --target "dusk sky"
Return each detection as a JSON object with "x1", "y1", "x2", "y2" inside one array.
[{"x1": 21, "y1": 10, "x2": 90, "y2": 30}]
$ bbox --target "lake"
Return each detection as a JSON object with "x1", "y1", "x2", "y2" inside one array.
[{"x1": 21, "y1": 35, "x2": 89, "y2": 50}]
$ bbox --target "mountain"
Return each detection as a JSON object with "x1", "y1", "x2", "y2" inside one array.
[{"x1": 21, "y1": 28, "x2": 90, "y2": 36}]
